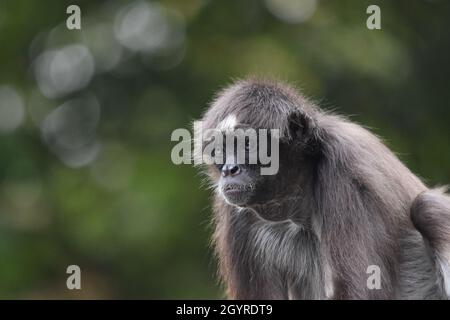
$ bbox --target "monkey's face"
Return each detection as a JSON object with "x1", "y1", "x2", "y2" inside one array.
[
  {"x1": 201, "y1": 131, "x2": 265, "y2": 207},
  {"x1": 201, "y1": 124, "x2": 303, "y2": 209},
  {"x1": 198, "y1": 80, "x2": 317, "y2": 212},
  {"x1": 208, "y1": 143, "x2": 304, "y2": 212}
]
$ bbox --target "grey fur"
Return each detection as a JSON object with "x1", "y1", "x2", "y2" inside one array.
[{"x1": 197, "y1": 78, "x2": 450, "y2": 299}]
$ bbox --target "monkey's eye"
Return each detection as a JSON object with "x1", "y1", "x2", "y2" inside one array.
[
  {"x1": 244, "y1": 137, "x2": 258, "y2": 153},
  {"x1": 212, "y1": 146, "x2": 224, "y2": 171},
  {"x1": 244, "y1": 137, "x2": 250, "y2": 151},
  {"x1": 211, "y1": 145, "x2": 223, "y2": 158}
]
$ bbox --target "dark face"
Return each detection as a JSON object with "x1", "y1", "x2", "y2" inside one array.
[
  {"x1": 205, "y1": 130, "x2": 302, "y2": 208},
  {"x1": 199, "y1": 82, "x2": 317, "y2": 216}
]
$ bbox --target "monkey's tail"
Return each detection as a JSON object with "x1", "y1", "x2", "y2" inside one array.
[{"x1": 411, "y1": 187, "x2": 450, "y2": 298}]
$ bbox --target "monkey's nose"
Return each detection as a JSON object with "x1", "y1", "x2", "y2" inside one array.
[{"x1": 221, "y1": 164, "x2": 241, "y2": 177}]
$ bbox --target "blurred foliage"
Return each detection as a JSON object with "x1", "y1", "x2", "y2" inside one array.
[{"x1": 0, "y1": 0, "x2": 449, "y2": 299}]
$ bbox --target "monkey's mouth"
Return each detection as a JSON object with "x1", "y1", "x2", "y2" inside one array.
[
  {"x1": 221, "y1": 183, "x2": 254, "y2": 205},
  {"x1": 223, "y1": 183, "x2": 254, "y2": 192}
]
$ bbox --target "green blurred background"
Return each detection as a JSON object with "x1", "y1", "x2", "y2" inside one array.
[{"x1": 0, "y1": 0, "x2": 449, "y2": 298}]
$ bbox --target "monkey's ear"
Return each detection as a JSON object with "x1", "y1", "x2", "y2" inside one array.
[
  {"x1": 287, "y1": 110, "x2": 319, "y2": 151},
  {"x1": 287, "y1": 110, "x2": 313, "y2": 139}
]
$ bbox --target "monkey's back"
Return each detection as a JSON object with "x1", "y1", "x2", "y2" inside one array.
[{"x1": 316, "y1": 114, "x2": 443, "y2": 298}]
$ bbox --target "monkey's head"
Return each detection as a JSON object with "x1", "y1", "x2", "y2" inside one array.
[{"x1": 196, "y1": 79, "x2": 320, "y2": 213}]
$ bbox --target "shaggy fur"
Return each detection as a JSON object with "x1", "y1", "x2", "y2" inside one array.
[{"x1": 197, "y1": 78, "x2": 450, "y2": 299}]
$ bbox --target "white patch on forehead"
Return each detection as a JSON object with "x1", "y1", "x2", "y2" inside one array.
[{"x1": 218, "y1": 114, "x2": 237, "y2": 131}]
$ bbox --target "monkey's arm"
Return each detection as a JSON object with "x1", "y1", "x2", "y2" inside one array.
[
  {"x1": 214, "y1": 209, "x2": 289, "y2": 299},
  {"x1": 411, "y1": 188, "x2": 450, "y2": 298}
]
